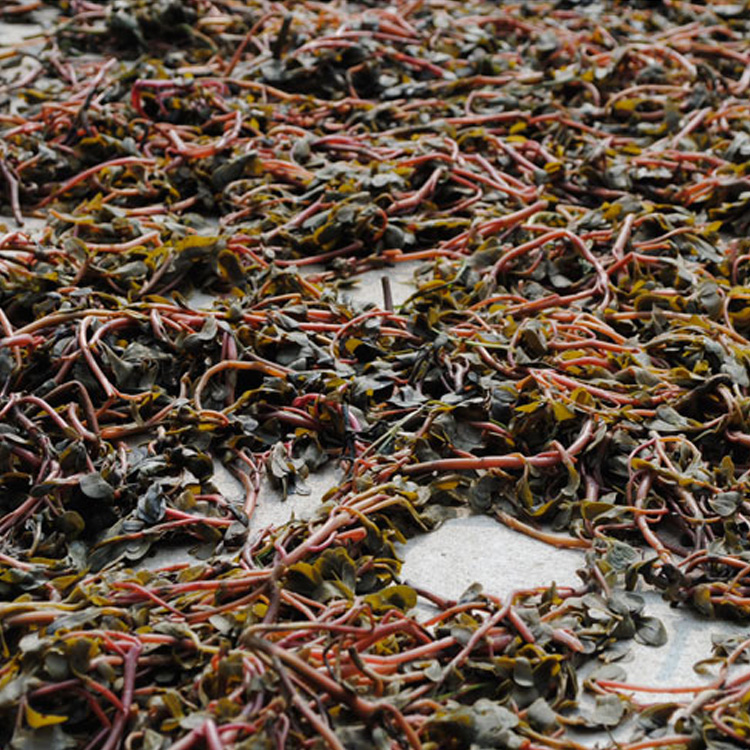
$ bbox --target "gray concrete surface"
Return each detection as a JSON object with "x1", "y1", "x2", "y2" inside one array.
[{"x1": 0, "y1": 20, "x2": 42, "y2": 47}]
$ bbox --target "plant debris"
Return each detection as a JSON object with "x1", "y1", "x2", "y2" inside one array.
[{"x1": 2, "y1": 0, "x2": 750, "y2": 748}]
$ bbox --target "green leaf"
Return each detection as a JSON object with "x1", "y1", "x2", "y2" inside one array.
[
  {"x1": 513, "y1": 657, "x2": 534, "y2": 688},
  {"x1": 709, "y1": 491, "x2": 741, "y2": 517},
  {"x1": 635, "y1": 616, "x2": 667, "y2": 647},
  {"x1": 592, "y1": 694, "x2": 625, "y2": 727},
  {"x1": 11, "y1": 726, "x2": 77, "y2": 750},
  {"x1": 364, "y1": 585, "x2": 416, "y2": 613},
  {"x1": 79, "y1": 473, "x2": 114, "y2": 502},
  {"x1": 526, "y1": 697, "x2": 558, "y2": 731}
]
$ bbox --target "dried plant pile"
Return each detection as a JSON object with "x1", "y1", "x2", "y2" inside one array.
[{"x1": 2, "y1": 1, "x2": 750, "y2": 748}]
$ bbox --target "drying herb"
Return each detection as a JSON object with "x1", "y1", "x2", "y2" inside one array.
[{"x1": 2, "y1": 0, "x2": 750, "y2": 748}]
